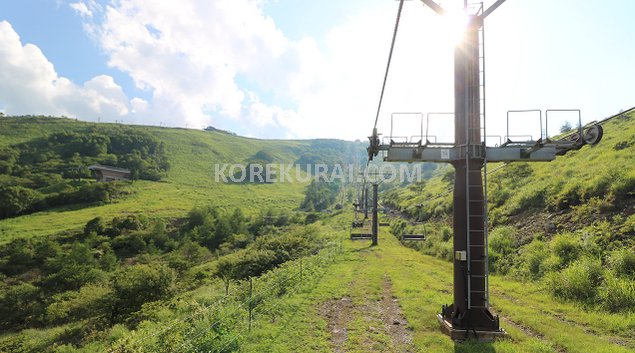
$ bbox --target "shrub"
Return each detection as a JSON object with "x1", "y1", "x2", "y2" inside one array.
[
  {"x1": 607, "y1": 248, "x2": 635, "y2": 279},
  {"x1": 46, "y1": 284, "x2": 115, "y2": 324},
  {"x1": 85, "y1": 217, "x2": 106, "y2": 236},
  {"x1": 549, "y1": 233, "x2": 581, "y2": 269},
  {"x1": 0, "y1": 283, "x2": 43, "y2": 329},
  {"x1": 0, "y1": 185, "x2": 43, "y2": 218},
  {"x1": 111, "y1": 264, "x2": 176, "y2": 319},
  {"x1": 514, "y1": 239, "x2": 549, "y2": 280},
  {"x1": 546, "y1": 257, "x2": 603, "y2": 304},
  {"x1": 599, "y1": 272, "x2": 635, "y2": 312},
  {"x1": 488, "y1": 226, "x2": 518, "y2": 275}
]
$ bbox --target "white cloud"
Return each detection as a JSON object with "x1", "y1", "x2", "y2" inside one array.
[
  {"x1": 0, "y1": 20, "x2": 134, "y2": 121},
  {"x1": 83, "y1": 0, "x2": 295, "y2": 130},
  {"x1": 75, "y1": 0, "x2": 460, "y2": 139},
  {"x1": 69, "y1": 2, "x2": 93, "y2": 18}
]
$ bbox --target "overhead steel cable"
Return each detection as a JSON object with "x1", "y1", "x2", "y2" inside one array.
[{"x1": 372, "y1": 0, "x2": 406, "y2": 132}]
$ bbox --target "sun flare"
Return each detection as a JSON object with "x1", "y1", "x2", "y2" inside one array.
[{"x1": 440, "y1": 7, "x2": 470, "y2": 45}]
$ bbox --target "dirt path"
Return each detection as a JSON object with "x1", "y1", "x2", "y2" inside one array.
[
  {"x1": 319, "y1": 297, "x2": 354, "y2": 353},
  {"x1": 377, "y1": 276, "x2": 417, "y2": 353},
  {"x1": 319, "y1": 276, "x2": 415, "y2": 353}
]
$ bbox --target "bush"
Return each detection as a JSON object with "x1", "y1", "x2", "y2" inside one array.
[
  {"x1": 0, "y1": 185, "x2": 43, "y2": 218},
  {"x1": 546, "y1": 257, "x2": 603, "y2": 304},
  {"x1": 0, "y1": 283, "x2": 43, "y2": 329},
  {"x1": 607, "y1": 248, "x2": 635, "y2": 279},
  {"x1": 111, "y1": 264, "x2": 176, "y2": 319},
  {"x1": 599, "y1": 272, "x2": 635, "y2": 312},
  {"x1": 488, "y1": 226, "x2": 518, "y2": 275},
  {"x1": 514, "y1": 239, "x2": 549, "y2": 280},
  {"x1": 46, "y1": 284, "x2": 115, "y2": 324},
  {"x1": 549, "y1": 233, "x2": 581, "y2": 269},
  {"x1": 85, "y1": 217, "x2": 106, "y2": 236}
]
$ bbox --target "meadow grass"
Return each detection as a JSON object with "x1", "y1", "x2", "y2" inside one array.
[
  {"x1": 0, "y1": 117, "x2": 316, "y2": 241},
  {"x1": 242, "y1": 212, "x2": 635, "y2": 353}
]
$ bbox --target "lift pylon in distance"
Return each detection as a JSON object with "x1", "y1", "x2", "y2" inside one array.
[{"x1": 366, "y1": 0, "x2": 604, "y2": 342}]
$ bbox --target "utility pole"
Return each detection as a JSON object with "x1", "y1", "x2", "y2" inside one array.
[
  {"x1": 372, "y1": 183, "x2": 379, "y2": 246},
  {"x1": 367, "y1": 0, "x2": 603, "y2": 341},
  {"x1": 363, "y1": 186, "x2": 369, "y2": 220}
]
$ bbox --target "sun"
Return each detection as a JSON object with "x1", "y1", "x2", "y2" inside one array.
[{"x1": 440, "y1": 6, "x2": 470, "y2": 45}]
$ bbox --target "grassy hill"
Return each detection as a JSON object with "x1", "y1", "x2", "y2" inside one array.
[
  {"x1": 0, "y1": 112, "x2": 633, "y2": 353},
  {"x1": 0, "y1": 116, "x2": 365, "y2": 241},
  {"x1": 242, "y1": 220, "x2": 634, "y2": 353},
  {"x1": 383, "y1": 110, "x2": 635, "y2": 313}
]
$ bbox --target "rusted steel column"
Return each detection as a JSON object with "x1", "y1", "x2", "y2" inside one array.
[
  {"x1": 372, "y1": 183, "x2": 379, "y2": 246},
  {"x1": 442, "y1": 14, "x2": 500, "y2": 332}
]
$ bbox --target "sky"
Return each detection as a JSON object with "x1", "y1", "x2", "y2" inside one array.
[{"x1": 0, "y1": 0, "x2": 633, "y2": 142}]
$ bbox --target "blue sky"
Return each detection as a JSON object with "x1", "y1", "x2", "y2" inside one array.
[{"x1": 0, "y1": 0, "x2": 633, "y2": 141}]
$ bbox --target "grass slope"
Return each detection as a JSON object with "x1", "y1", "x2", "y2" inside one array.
[
  {"x1": 244, "y1": 215, "x2": 635, "y2": 353},
  {"x1": 0, "y1": 117, "x2": 362, "y2": 241}
]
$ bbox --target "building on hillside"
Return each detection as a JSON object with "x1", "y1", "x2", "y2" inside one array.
[{"x1": 88, "y1": 165, "x2": 131, "y2": 182}]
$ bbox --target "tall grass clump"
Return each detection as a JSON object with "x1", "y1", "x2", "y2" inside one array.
[
  {"x1": 513, "y1": 239, "x2": 549, "y2": 280},
  {"x1": 599, "y1": 272, "x2": 635, "y2": 312},
  {"x1": 545, "y1": 256, "x2": 603, "y2": 304},
  {"x1": 607, "y1": 248, "x2": 635, "y2": 279},
  {"x1": 488, "y1": 226, "x2": 518, "y2": 275}
]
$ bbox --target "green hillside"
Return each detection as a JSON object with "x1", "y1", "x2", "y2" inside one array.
[
  {"x1": 384, "y1": 110, "x2": 635, "y2": 312},
  {"x1": 0, "y1": 116, "x2": 365, "y2": 241},
  {"x1": 0, "y1": 112, "x2": 633, "y2": 353}
]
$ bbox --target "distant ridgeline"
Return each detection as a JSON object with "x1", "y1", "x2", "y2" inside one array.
[{"x1": 0, "y1": 125, "x2": 170, "y2": 219}]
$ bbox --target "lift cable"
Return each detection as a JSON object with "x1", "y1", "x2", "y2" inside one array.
[{"x1": 372, "y1": 0, "x2": 406, "y2": 132}]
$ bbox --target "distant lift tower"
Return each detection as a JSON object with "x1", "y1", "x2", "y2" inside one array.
[{"x1": 367, "y1": 0, "x2": 603, "y2": 341}]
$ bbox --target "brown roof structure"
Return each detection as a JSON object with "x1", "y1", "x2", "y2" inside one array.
[{"x1": 88, "y1": 165, "x2": 131, "y2": 182}]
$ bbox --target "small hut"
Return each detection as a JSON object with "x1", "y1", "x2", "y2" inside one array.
[{"x1": 88, "y1": 165, "x2": 131, "y2": 182}]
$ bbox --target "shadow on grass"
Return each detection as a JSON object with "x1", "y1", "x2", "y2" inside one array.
[
  {"x1": 454, "y1": 340, "x2": 496, "y2": 353},
  {"x1": 350, "y1": 243, "x2": 375, "y2": 253}
]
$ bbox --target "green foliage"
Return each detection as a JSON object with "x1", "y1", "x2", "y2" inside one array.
[
  {"x1": 216, "y1": 224, "x2": 321, "y2": 284},
  {"x1": 300, "y1": 179, "x2": 340, "y2": 211},
  {"x1": 514, "y1": 239, "x2": 549, "y2": 280},
  {"x1": 41, "y1": 242, "x2": 106, "y2": 292},
  {"x1": 488, "y1": 226, "x2": 518, "y2": 275},
  {"x1": 0, "y1": 125, "x2": 169, "y2": 219},
  {"x1": 111, "y1": 264, "x2": 176, "y2": 319},
  {"x1": 599, "y1": 271, "x2": 635, "y2": 312},
  {"x1": 46, "y1": 284, "x2": 114, "y2": 324},
  {"x1": 546, "y1": 256, "x2": 604, "y2": 304},
  {"x1": 607, "y1": 248, "x2": 635, "y2": 279},
  {"x1": 549, "y1": 233, "x2": 582, "y2": 269},
  {"x1": 84, "y1": 217, "x2": 106, "y2": 236},
  {"x1": 0, "y1": 186, "x2": 43, "y2": 218},
  {"x1": 0, "y1": 282, "x2": 43, "y2": 329}
]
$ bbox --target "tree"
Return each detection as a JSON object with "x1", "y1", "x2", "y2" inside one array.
[
  {"x1": 0, "y1": 186, "x2": 43, "y2": 218},
  {"x1": 111, "y1": 264, "x2": 176, "y2": 320},
  {"x1": 560, "y1": 121, "x2": 573, "y2": 133},
  {"x1": 0, "y1": 283, "x2": 43, "y2": 329},
  {"x1": 84, "y1": 216, "x2": 106, "y2": 235}
]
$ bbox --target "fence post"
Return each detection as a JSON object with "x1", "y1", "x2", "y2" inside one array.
[{"x1": 248, "y1": 277, "x2": 253, "y2": 332}]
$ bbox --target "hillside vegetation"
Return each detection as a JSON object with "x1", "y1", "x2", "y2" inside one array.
[
  {"x1": 385, "y1": 110, "x2": 635, "y2": 312},
  {"x1": 0, "y1": 113, "x2": 633, "y2": 353},
  {"x1": 0, "y1": 116, "x2": 365, "y2": 241},
  {"x1": 0, "y1": 115, "x2": 364, "y2": 352}
]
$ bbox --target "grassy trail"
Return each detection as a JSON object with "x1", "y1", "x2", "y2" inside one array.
[{"x1": 243, "y1": 224, "x2": 635, "y2": 353}]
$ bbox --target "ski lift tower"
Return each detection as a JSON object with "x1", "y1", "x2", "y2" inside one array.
[{"x1": 367, "y1": 0, "x2": 604, "y2": 340}]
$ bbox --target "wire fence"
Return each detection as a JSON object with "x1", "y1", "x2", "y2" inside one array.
[{"x1": 109, "y1": 241, "x2": 343, "y2": 353}]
